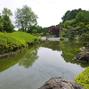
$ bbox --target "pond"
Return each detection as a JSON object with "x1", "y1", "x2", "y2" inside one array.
[{"x1": 0, "y1": 41, "x2": 84, "y2": 89}]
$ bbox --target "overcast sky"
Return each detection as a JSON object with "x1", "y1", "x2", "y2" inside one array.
[{"x1": 0, "y1": 0, "x2": 89, "y2": 27}]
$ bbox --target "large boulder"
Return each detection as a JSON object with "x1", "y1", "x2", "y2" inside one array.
[{"x1": 39, "y1": 77, "x2": 83, "y2": 89}]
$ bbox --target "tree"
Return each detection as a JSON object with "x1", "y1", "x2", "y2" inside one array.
[
  {"x1": 0, "y1": 14, "x2": 3, "y2": 32},
  {"x1": 15, "y1": 5, "x2": 37, "y2": 32},
  {"x1": 27, "y1": 25, "x2": 43, "y2": 33},
  {"x1": 1, "y1": 8, "x2": 14, "y2": 32},
  {"x1": 76, "y1": 10, "x2": 89, "y2": 23},
  {"x1": 48, "y1": 25, "x2": 60, "y2": 37},
  {"x1": 79, "y1": 32, "x2": 89, "y2": 46},
  {"x1": 61, "y1": 9, "x2": 89, "y2": 42},
  {"x1": 62, "y1": 9, "x2": 81, "y2": 22},
  {"x1": 2, "y1": 15, "x2": 14, "y2": 32},
  {"x1": 2, "y1": 8, "x2": 12, "y2": 16}
]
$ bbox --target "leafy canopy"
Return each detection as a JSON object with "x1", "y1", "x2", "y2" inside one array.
[{"x1": 15, "y1": 5, "x2": 37, "y2": 32}]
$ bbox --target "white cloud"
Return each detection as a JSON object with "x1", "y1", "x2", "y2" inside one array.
[{"x1": 0, "y1": 0, "x2": 89, "y2": 27}]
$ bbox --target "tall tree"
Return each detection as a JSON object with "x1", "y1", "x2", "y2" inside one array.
[
  {"x1": 1, "y1": 8, "x2": 14, "y2": 32},
  {"x1": 62, "y1": 9, "x2": 82, "y2": 22},
  {"x1": 15, "y1": 5, "x2": 37, "y2": 32},
  {"x1": 2, "y1": 8, "x2": 12, "y2": 16},
  {"x1": 2, "y1": 15, "x2": 14, "y2": 32},
  {"x1": 0, "y1": 13, "x2": 3, "y2": 32},
  {"x1": 76, "y1": 10, "x2": 89, "y2": 23}
]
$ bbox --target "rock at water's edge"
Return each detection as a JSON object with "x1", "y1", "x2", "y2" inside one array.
[
  {"x1": 76, "y1": 52, "x2": 89, "y2": 62},
  {"x1": 39, "y1": 77, "x2": 83, "y2": 89}
]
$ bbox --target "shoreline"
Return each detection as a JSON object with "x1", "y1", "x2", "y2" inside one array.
[
  {"x1": 0, "y1": 48, "x2": 25, "y2": 58},
  {"x1": 0, "y1": 41, "x2": 40, "y2": 58}
]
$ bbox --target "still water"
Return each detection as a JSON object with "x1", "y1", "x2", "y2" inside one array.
[{"x1": 0, "y1": 41, "x2": 84, "y2": 89}]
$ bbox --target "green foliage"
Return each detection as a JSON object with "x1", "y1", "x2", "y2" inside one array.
[
  {"x1": 79, "y1": 32, "x2": 89, "y2": 46},
  {"x1": 27, "y1": 25, "x2": 43, "y2": 33},
  {"x1": 0, "y1": 8, "x2": 14, "y2": 32},
  {"x1": 75, "y1": 67, "x2": 89, "y2": 89},
  {"x1": 2, "y1": 8, "x2": 12, "y2": 16},
  {"x1": 62, "y1": 9, "x2": 81, "y2": 22},
  {"x1": 0, "y1": 32, "x2": 39, "y2": 54},
  {"x1": 76, "y1": 10, "x2": 89, "y2": 23},
  {"x1": 62, "y1": 9, "x2": 89, "y2": 46},
  {"x1": 2, "y1": 15, "x2": 14, "y2": 32},
  {"x1": 0, "y1": 15, "x2": 3, "y2": 31},
  {"x1": 15, "y1": 5, "x2": 37, "y2": 32},
  {"x1": 62, "y1": 9, "x2": 89, "y2": 89},
  {"x1": 62, "y1": 19, "x2": 76, "y2": 29}
]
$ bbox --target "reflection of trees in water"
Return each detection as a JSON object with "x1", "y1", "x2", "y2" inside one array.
[
  {"x1": 41, "y1": 41, "x2": 61, "y2": 51},
  {"x1": 0, "y1": 46, "x2": 38, "y2": 72},
  {"x1": 19, "y1": 41, "x2": 61, "y2": 68},
  {"x1": 60, "y1": 41, "x2": 89, "y2": 68},
  {"x1": 0, "y1": 49, "x2": 27, "y2": 72},
  {"x1": 19, "y1": 47, "x2": 38, "y2": 68},
  {"x1": 0, "y1": 58, "x2": 19, "y2": 72}
]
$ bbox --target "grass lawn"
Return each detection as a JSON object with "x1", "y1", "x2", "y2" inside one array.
[{"x1": 0, "y1": 31, "x2": 40, "y2": 54}]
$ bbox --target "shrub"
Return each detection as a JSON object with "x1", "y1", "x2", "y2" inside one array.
[{"x1": 75, "y1": 67, "x2": 89, "y2": 89}]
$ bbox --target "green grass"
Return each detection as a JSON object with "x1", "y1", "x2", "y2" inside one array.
[
  {"x1": 0, "y1": 31, "x2": 40, "y2": 54},
  {"x1": 75, "y1": 67, "x2": 89, "y2": 89}
]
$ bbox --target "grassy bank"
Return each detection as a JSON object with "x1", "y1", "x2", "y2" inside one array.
[
  {"x1": 0, "y1": 31, "x2": 40, "y2": 54},
  {"x1": 75, "y1": 67, "x2": 89, "y2": 89}
]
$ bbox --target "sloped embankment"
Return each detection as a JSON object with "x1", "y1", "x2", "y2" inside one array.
[{"x1": 0, "y1": 32, "x2": 40, "y2": 57}]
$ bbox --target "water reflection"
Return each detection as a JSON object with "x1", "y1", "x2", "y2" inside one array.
[
  {"x1": 0, "y1": 41, "x2": 84, "y2": 89},
  {"x1": 19, "y1": 47, "x2": 38, "y2": 68},
  {"x1": 41, "y1": 41, "x2": 60, "y2": 51},
  {"x1": 0, "y1": 46, "x2": 39, "y2": 72},
  {"x1": 0, "y1": 41, "x2": 86, "y2": 72},
  {"x1": 0, "y1": 49, "x2": 27, "y2": 72},
  {"x1": 60, "y1": 41, "x2": 89, "y2": 67}
]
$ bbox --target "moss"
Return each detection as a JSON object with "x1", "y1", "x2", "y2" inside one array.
[{"x1": 75, "y1": 67, "x2": 89, "y2": 89}]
